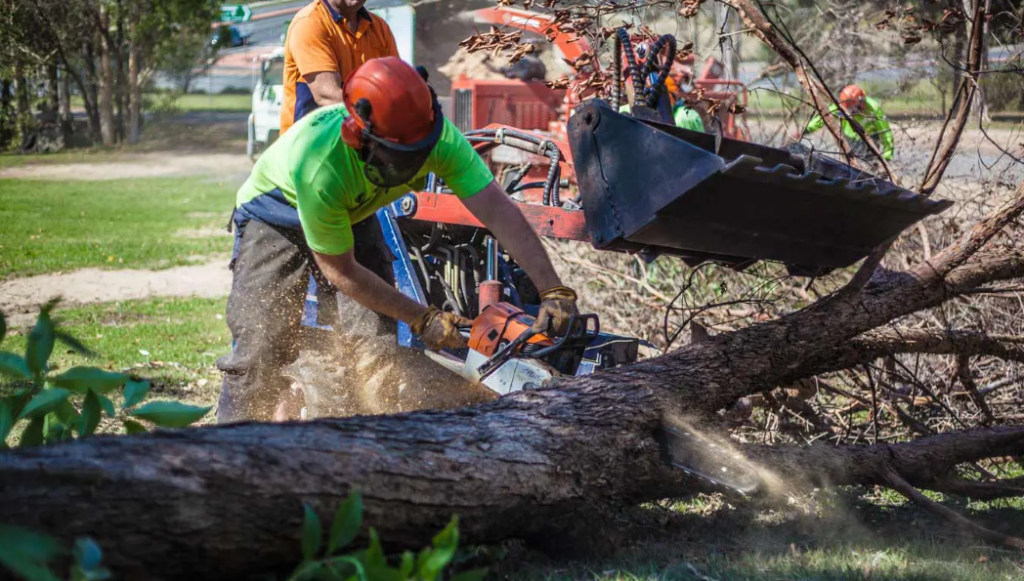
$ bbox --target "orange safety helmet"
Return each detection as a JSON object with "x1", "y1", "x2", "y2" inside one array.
[
  {"x1": 341, "y1": 57, "x2": 444, "y2": 187},
  {"x1": 838, "y1": 84, "x2": 866, "y2": 112}
]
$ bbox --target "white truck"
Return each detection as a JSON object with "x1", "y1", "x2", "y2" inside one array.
[{"x1": 246, "y1": 1, "x2": 417, "y2": 159}]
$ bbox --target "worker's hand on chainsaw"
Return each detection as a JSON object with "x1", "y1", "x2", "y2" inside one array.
[
  {"x1": 411, "y1": 305, "x2": 472, "y2": 351},
  {"x1": 532, "y1": 286, "x2": 579, "y2": 337}
]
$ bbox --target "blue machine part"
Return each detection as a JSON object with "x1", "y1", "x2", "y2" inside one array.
[{"x1": 379, "y1": 205, "x2": 429, "y2": 348}]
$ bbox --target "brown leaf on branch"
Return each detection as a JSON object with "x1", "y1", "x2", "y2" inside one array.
[
  {"x1": 546, "y1": 76, "x2": 571, "y2": 89},
  {"x1": 459, "y1": 27, "x2": 534, "y2": 63},
  {"x1": 679, "y1": 0, "x2": 707, "y2": 19},
  {"x1": 902, "y1": 33, "x2": 923, "y2": 45}
]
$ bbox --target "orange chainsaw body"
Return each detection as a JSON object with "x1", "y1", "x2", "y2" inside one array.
[{"x1": 468, "y1": 302, "x2": 553, "y2": 357}]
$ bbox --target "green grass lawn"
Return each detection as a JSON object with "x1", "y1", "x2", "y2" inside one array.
[
  {"x1": 169, "y1": 93, "x2": 251, "y2": 112},
  {"x1": 69, "y1": 92, "x2": 251, "y2": 114},
  {"x1": 0, "y1": 177, "x2": 233, "y2": 279},
  {"x1": 1, "y1": 297, "x2": 229, "y2": 405},
  {"x1": 492, "y1": 494, "x2": 1024, "y2": 580}
]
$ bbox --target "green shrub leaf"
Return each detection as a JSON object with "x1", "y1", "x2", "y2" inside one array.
[
  {"x1": 122, "y1": 419, "x2": 147, "y2": 435},
  {"x1": 328, "y1": 491, "x2": 363, "y2": 554},
  {"x1": 97, "y1": 393, "x2": 116, "y2": 417},
  {"x1": 129, "y1": 401, "x2": 211, "y2": 428},
  {"x1": 0, "y1": 400, "x2": 15, "y2": 448},
  {"x1": 0, "y1": 311, "x2": 6, "y2": 345},
  {"x1": 20, "y1": 417, "x2": 45, "y2": 447},
  {"x1": 301, "y1": 505, "x2": 323, "y2": 561},
  {"x1": 79, "y1": 390, "x2": 102, "y2": 437},
  {"x1": 0, "y1": 352, "x2": 31, "y2": 379},
  {"x1": 122, "y1": 379, "x2": 150, "y2": 410},
  {"x1": 0, "y1": 524, "x2": 63, "y2": 581},
  {"x1": 25, "y1": 311, "x2": 55, "y2": 376},
  {"x1": 420, "y1": 516, "x2": 459, "y2": 581},
  {"x1": 72, "y1": 537, "x2": 103, "y2": 571},
  {"x1": 18, "y1": 389, "x2": 71, "y2": 420},
  {"x1": 50, "y1": 367, "x2": 127, "y2": 394}
]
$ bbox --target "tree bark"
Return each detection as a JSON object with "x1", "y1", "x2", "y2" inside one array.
[
  {"x1": 127, "y1": 23, "x2": 142, "y2": 144},
  {"x1": 59, "y1": 64, "x2": 73, "y2": 140},
  {"x1": 13, "y1": 58, "x2": 31, "y2": 151},
  {"x1": 97, "y1": 7, "x2": 117, "y2": 146}
]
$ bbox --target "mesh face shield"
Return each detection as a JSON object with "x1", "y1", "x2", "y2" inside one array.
[{"x1": 359, "y1": 97, "x2": 445, "y2": 189}]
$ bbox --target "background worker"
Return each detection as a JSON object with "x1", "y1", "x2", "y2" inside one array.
[
  {"x1": 280, "y1": 0, "x2": 398, "y2": 134},
  {"x1": 218, "y1": 58, "x2": 579, "y2": 422},
  {"x1": 803, "y1": 84, "x2": 894, "y2": 162}
]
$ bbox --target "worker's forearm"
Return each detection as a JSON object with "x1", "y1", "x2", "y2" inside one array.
[
  {"x1": 317, "y1": 257, "x2": 426, "y2": 324},
  {"x1": 305, "y1": 72, "x2": 344, "y2": 106},
  {"x1": 464, "y1": 183, "x2": 562, "y2": 292}
]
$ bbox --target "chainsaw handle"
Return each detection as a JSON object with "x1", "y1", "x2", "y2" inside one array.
[{"x1": 527, "y1": 314, "x2": 599, "y2": 358}]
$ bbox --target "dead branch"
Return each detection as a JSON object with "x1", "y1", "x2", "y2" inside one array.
[{"x1": 881, "y1": 464, "x2": 1024, "y2": 550}]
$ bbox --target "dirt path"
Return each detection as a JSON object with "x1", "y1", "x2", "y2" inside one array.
[
  {"x1": 1, "y1": 261, "x2": 232, "y2": 326},
  {"x1": 0, "y1": 152, "x2": 251, "y2": 181}
]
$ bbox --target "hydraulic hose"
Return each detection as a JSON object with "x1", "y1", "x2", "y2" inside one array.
[
  {"x1": 615, "y1": 28, "x2": 646, "y2": 104},
  {"x1": 643, "y1": 34, "x2": 677, "y2": 109}
]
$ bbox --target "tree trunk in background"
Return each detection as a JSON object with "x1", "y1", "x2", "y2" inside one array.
[
  {"x1": 14, "y1": 58, "x2": 31, "y2": 151},
  {"x1": 0, "y1": 78, "x2": 12, "y2": 148},
  {"x1": 46, "y1": 62, "x2": 59, "y2": 115},
  {"x1": 128, "y1": 32, "x2": 142, "y2": 144},
  {"x1": 98, "y1": 22, "x2": 117, "y2": 145},
  {"x1": 83, "y1": 41, "x2": 102, "y2": 143},
  {"x1": 59, "y1": 65, "x2": 73, "y2": 140},
  {"x1": 115, "y1": 1, "x2": 127, "y2": 142}
]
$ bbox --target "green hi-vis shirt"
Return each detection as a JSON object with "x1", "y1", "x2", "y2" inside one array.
[
  {"x1": 805, "y1": 96, "x2": 894, "y2": 161},
  {"x1": 237, "y1": 103, "x2": 494, "y2": 255}
]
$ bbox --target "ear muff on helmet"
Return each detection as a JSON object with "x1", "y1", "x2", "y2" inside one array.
[{"x1": 341, "y1": 98, "x2": 373, "y2": 150}]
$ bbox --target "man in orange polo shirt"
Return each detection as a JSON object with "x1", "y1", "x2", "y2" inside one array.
[{"x1": 281, "y1": 0, "x2": 398, "y2": 134}]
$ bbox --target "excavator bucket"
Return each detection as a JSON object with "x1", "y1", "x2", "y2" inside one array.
[{"x1": 567, "y1": 101, "x2": 953, "y2": 273}]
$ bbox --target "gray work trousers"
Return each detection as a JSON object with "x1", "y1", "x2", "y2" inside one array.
[{"x1": 215, "y1": 218, "x2": 396, "y2": 422}]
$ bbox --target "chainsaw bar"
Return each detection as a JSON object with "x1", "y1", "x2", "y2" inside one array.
[{"x1": 660, "y1": 425, "x2": 762, "y2": 495}]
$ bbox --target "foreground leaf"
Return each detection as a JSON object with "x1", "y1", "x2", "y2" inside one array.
[
  {"x1": 79, "y1": 390, "x2": 102, "y2": 437},
  {"x1": 0, "y1": 400, "x2": 15, "y2": 447},
  {"x1": 328, "y1": 491, "x2": 363, "y2": 554},
  {"x1": 18, "y1": 389, "x2": 71, "y2": 420},
  {"x1": 122, "y1": 419, "x2": 147, "y2": 435},
  {"x1": 72, "y1": 538, "x2": 110, "y2": 580},
  {"x1": 129, "y1": 401, "x2": 211, "y2": 428},
  {"x1": 50, "y1": 367, "x2": 127, "y2": 394},
  {"x1": 97, "y1": 393, "x2": 116, "y2": 417},
  {"x1": 25, "y1": 311, "x2": 55, "y2": 376},
  {"x1": 420, "y1": 517, "x2": 459, "y2": 581},
  {"x1": 19, "y1": 417, "x2": 45, "y2": 447},
  {"x1": 122, "y1": 379, "x2": 150, "y2": 410},
  {"x1": 301, "y1": 505, "x2": 322, "y2": 561},
  {"x1": 0, "y1": 352, "x2": 31, "y2": 380},
  {"x1": 0, "y1": 524, "x2": 63, "y2": 581},
  {"x1": 0, "y1": 311, "x2": 6, "y2": 345}
]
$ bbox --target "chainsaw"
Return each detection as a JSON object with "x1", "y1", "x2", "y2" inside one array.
[{"x1": 424, "y1": 302, "x2": 611, "y2": 395}]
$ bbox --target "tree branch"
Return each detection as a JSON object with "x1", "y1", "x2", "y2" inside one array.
[{"x1": 881, "y1": 464, "x2": 1024, "y2": 550}]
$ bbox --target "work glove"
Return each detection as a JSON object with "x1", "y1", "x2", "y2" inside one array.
[
  {"x1": 411, "y1": 305, "x2": 472, "y2": 351},
  {"x1": 532, "y1": 286, "x2": 579, "y2": 337}
]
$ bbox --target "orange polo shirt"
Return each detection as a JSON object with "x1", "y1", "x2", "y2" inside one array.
[{"x1": 280, "y1": 1, "x2": 399, "y2": 134}]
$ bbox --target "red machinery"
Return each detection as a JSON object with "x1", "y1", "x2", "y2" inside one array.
[{"x1": 450, "y1": 7, "x2": 749, "y2": 141}]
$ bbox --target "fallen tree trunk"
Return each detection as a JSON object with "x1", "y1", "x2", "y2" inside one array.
[{"x1": 3, "y1": 385, "x2": 1024, "y2": 580}]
